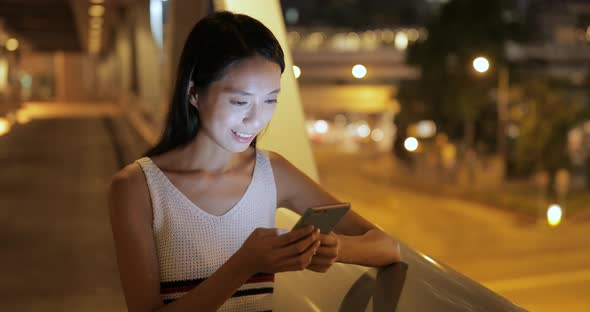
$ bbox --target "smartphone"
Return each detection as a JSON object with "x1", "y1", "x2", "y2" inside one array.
[{"x1": 292, "y1": 203, "x2": 351, "y2": 234}]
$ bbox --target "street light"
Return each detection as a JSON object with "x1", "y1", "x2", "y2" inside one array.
[
  {"x1": 471, "y1": 56, "x2": 509, "y2": 159},
  {"x1": 404, "y1": 137, "x2": 419, "y2": 152},
  {"x1": 394, "y1": 32, "x2": 408, "y2": 50},
  {"x1": 472, "y1": 56, "x2": 490, "y2": 73}
]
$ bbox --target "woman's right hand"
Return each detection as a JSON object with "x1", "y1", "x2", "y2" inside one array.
[{"x1": 236, "y1": 226, "x2": 321, "y2": 275}]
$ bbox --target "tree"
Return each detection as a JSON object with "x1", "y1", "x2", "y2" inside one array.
[
  {"x1": 398, "y1": 0, "x2": 521, "y2": 151},
  {"x1": 511, "y1": 80, "x2": 589, "y2": 192}
]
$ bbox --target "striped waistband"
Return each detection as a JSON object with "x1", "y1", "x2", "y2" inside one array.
[{"x1": 161, "y1": 272, "x2": 274, "y2": 304}]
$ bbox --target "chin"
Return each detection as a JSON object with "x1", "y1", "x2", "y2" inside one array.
[{"x1": 224, "y1": 142, "x2": 253, "y2": 154}]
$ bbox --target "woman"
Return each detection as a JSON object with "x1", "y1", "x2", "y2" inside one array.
[{"x1": 109, "y1": 11, "x2": 401, "y2": 312}]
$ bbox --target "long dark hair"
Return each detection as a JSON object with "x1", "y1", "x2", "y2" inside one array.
[{"x1": 145, "y1": 11, "x2": 285, "y2": 157}]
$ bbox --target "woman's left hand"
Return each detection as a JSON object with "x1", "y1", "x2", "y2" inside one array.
[{"x1": 307, "y1": 232, "x2": 340, "y2": 273}]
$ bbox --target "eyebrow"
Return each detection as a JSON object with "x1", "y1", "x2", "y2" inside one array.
[{"x1": 227, "y1": 88, "x2": 281, "y2": 96}]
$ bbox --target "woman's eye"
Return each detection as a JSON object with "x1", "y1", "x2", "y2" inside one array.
[
  {"x1": 265, "y1": 99, "x2": 278, "y2": 104},
  {"x1": 230, "y1": 100, "x2": 248, "y2": 106}
]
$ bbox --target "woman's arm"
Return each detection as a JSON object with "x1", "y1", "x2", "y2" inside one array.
[
  {"x1": 109, "y1": 165, "x2": 253, "y2": 312},
  {"x1": 269, "y1": 152, "x2": 401, "y2": 267},
  {"x1": 337, "y1": 227, "x2": 401, "y2": 267}
]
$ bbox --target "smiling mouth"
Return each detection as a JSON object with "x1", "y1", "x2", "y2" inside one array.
[{"x1": 231, "y1": 130, "x2": 255, "y2": 139}]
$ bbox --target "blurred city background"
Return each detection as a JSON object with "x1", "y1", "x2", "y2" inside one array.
[{"x1": 1, "y1": 0, "x2": 589, "y2": 311}]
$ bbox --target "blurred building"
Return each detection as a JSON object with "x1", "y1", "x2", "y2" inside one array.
[
  {"x1": 278, "y1": 1, "x2": 434, "y2": 152},
  {"x1": 510, "y1": 0, "x2": 590, "y2": 84},
  {"x1": 514, "y1": 0, "x2": 590, "y2": 186},
  {"x1": 279, "y1": 0, "x2": 437, "y2": 28}
]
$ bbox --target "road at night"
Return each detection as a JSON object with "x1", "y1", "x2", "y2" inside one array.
[{"x1": 313, "y1": 145, "x2": 590, "y2": 312}]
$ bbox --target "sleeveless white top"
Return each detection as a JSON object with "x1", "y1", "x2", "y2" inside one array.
[{"x1": 136, "y1": 149, "x2": 277, "y2": 311}]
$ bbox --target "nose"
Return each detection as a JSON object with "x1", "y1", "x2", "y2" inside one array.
[{"x1": 243, "y1": 103, "x2": 263, "y2": 129}]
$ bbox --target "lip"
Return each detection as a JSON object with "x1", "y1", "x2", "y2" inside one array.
[{"x1": 231, "y1": 129, "x2": 256, "y2": 143}]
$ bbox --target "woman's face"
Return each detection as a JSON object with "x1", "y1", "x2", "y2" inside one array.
[{"x1": 196, "y1": 55, "x2": 281, "y2": 153}]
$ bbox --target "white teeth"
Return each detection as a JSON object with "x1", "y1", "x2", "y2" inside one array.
[{"x1": 233, "y1": 130, "x2": 253, "y2": 138}]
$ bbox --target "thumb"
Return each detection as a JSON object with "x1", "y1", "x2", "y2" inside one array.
[
  {"x1": 274, "y1": 228, "x2": 290, "y2": 236},
  {"x1": 254, "y1": 227, "x2": 281, "y2": 236}
]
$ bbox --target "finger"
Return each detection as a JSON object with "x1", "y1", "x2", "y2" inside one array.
[
  {"x1": 313, "y1": 246, "x2": 338, "y2": 259},
  {"x1": 273, "y1": 225, "x2": 315, "y2": 248},
  {"x1": 278, "y1": 240, "x2": 320, "y2": 271},
  {"x1": 254, "y1": 227, "x2": 280, "y2": 237},
  {"x1": 301, "y1": 240, "x2": 321, "y2": 262},
  {"x1": 278, "y1": 231, "x2": 319, "y2": 258},
  {"x1": 319, "y1": 233, "x2": 338, "y2": 246},
  {"x1": 310, "y1": 255, "x2": 335, "y2": 267},
  {"x1": 274, "y1": 228, "x2": 290, "y2": 236}
]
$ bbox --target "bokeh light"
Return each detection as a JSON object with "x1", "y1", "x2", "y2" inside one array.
[
  {"x1": 404, "y1": 137, "x2": 419, "y2": 152},
  {"x1": 547, "y1": 204, "x2": 563, "y2": 227},
  {"x1": 314, "y1": 120, "x2": 329, "y2": 134},
  {"x1": 352, "y1": 64, "x2": 367, "y2": 78},
  {"x1": 293, "y1": 65, "x2": 301, "y2": 79},
  {"x1": 473, "y1": 56, "x2": 490, "y2": 73}
]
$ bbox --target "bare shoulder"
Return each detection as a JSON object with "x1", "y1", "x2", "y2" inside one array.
[
  {"x1": 266, "y1": 150, "x2": 310, "y2": 186},
  {"x1": 109, "y1": 162, "x2": 151, "y2": 220},
  {"x1": 266, "y1": 150, "x2": 297, "y2": 176},
  {"x1": 266, "y1": 150, "x2": 332, "y2": 211},
  {"x1": 111, "y1": 162, "x2": 144, "y2": 187}
]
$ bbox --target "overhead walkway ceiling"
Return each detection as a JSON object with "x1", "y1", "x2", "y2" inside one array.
[
  {"x1": 0, "y1": 0, "x2": 80, "y2": 52},
  {"x1": 0, "y1": 0, "x2": 135, "y2": 53}
]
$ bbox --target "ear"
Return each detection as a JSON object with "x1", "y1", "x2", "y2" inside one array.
[
  {"x1": 189, "y1": 93, "x2": 199, "y2": 110},
  {"x1": 188, "y1": 81, "x2": 199, "y2": 110}
]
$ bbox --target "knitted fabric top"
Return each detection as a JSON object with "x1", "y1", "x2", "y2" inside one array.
[{"x1": 136, "y1": 149, "x2": 277, "y2": 311}]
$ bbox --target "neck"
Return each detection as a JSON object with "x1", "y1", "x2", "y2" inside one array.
[{"x1": 170, "y1": 133, "x2": 245, "y2": 174}]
